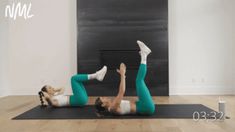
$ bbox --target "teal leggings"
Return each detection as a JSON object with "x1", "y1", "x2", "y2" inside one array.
[
  {"x1": 69, "y1": 74, "x2": 89, "y2": 106},
  {"x1": 135, "y1": 64, "x2": 155, "y2": 115}
]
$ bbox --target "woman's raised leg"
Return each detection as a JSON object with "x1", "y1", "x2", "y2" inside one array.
[
  {"x1": 69, "y1": 74, "x2": 89, "y2": 106},
  {"x1": 69, "y1": 66, "x2": 107, "y2": 106},
  {"x1": 135, "y1": 40, "x2": 155, "y2": 115}
]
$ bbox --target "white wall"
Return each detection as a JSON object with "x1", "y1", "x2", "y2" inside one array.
[
  {"x1": 4, "y1": 0, "x2": 77, "y2": 95},
  {"x1": 0, "y1": 0, "x2": 234, "y2": 95},
  {"x1": 0, "y1": 0, "x2": 9, "y2": 96},
  {"x1": 169, "y1": 0, "x2": 235, "y2": 95}
]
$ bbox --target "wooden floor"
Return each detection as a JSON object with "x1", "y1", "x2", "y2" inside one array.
[{"x1": 0, "y1": 95, "x2": 234, "y2": 132}]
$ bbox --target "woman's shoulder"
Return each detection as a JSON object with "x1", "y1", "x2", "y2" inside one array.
[{"x1": 109, "y1": 106, "x2": 120, "y2": 115}]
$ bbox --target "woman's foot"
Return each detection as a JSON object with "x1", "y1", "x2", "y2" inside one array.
[
  {"x1": 137, "y1": 40, "x2": 151, "y2": 56},
  {"x1": 96, "y1": 66, "x2": 107, "y2": 81}
]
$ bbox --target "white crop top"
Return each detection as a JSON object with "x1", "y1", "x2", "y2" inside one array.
[
  {"x1": 51, "y1": 95, "x2": 69, "y2": 107},
  {"x1": 119, "y1": 100, "x2": 131, "y2": 115}
]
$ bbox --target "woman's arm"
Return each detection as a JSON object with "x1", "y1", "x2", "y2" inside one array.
[
  {"x1": 53, "y1": 87, "x2": 65, "y2": 95},
  {"x1": 42, "y1": 92, "x2": 58, "y2": 106},
  {"x1": 111, "y1": 63, "x2": 126, "y2": 110}
]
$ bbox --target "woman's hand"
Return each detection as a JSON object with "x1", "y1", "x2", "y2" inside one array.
[
  {"x1": 116, "y1": 63, "x2": 126, "y2": 76},
  {"x1": 112, "y1": 63, "x2": 126, "y2": 112},
  {"x1": 42, "y1": 91, "x2": 50, "y2": 98},
  {"x1": 53, "y1": 87, "x2": 65, "y2": 95}
]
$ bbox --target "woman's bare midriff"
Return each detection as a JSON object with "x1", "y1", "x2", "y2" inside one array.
[{"x1": 130, "y1": 100, "x2": 137, "y2": 114}]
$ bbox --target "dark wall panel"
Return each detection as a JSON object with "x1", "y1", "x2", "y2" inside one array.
[{"x1": 77, "y1": 0, "x2": 168, "y2": 96}]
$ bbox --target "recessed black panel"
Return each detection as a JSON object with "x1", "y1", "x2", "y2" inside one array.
[
  {"x1": 77, "y1": 0, "x2": 168, "y2": 96},
  {"x1": 100, "y1": 50, "x2": 139, "y2": 69}
]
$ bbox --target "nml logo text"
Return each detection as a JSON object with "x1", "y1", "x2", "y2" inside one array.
[{"x1": 5, "y1": 2, "x2": 34, "y2": 20}]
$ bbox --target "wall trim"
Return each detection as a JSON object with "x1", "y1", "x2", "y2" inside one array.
[
  {"x1": 170, "y1": 85, "x2": 234, "y2": 95},
  {"x1": 0, "y1": 95, "x2": 7, "y2": 98}
]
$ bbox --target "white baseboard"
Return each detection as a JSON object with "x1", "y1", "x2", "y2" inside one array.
[
  {"x1": 8, "y1": 91, "x2": 72, "y2": 96},
  {"x1": 170, "y1": 85, "x2": 234, "y2": 95},
  {"x1": 0, "y1": 91, "x2": 8, "y2": 97}
]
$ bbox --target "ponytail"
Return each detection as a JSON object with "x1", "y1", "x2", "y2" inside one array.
[
  {"x1": 96, "y1": 109, "x2": 113, "y2": 117},
  {"x1": 38, "y1": 91, "x2": 47, "y2": 107},
  {"x1": 38, "y1": 85, "x2": 53, "y2": 107},
  {"x1": 95, "y1": 97, "x2": 113, "y2": 117}
]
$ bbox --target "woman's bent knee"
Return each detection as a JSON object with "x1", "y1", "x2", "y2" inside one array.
[{"x1": 71, "y1": 75, "x2": 76, "y2": 82}]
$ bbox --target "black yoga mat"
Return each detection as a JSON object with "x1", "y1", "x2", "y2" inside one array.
[{"x1": 13, "y1": 104, "x2": 221, "y2": 120}]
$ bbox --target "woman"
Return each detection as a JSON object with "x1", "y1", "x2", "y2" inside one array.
[
  {"x1": 95, "y1": 40, "x2": 155, "y2": 115},
  {"x1": 38, "y1": 66, "x2": 107, "y2": 107}
]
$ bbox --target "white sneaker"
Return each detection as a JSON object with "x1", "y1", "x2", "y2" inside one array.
[
  {"x1": 137, "y1": 40, "x2": 151, "y2": 56},
  {"x1": 96, "y1": 66, "x2": 107, "y2": 81}
]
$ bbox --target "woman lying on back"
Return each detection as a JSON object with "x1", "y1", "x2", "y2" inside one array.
[{"x1": 95, "y1": 40, "x2": 155, "y2": 115}]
